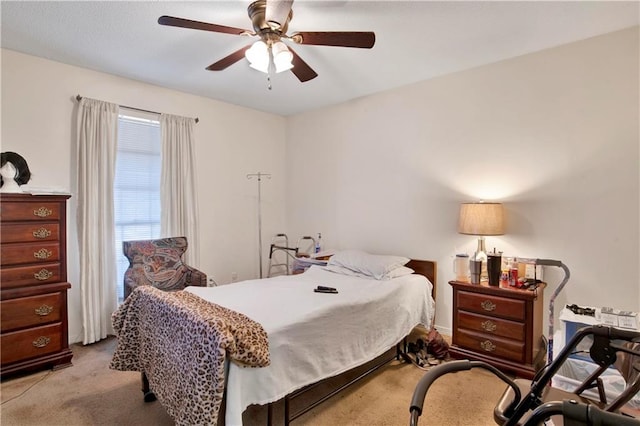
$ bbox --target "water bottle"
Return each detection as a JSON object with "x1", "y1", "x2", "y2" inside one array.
[
  {"x1": 453, "y1": 254, "x2": 470, "y2": 282},
  {"x1": 315, "y1": 233, "x2": 322, "y2": 254}
]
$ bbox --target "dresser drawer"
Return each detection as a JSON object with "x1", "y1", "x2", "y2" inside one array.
[
  {"x1": 1, "y1": 293, "x2": 63, "y2": 332},
  {"x1": 1, "y1": 223, "x2": 60, "y2": 243},
  {"x1": 0, "y1": 201, "x2": 61, "y2": 222},
  {"x1": 1, "y1": 323, "x2": 63, "y2": 365},
  {"x1": 1, "y1": 242, "x2": 60, "y2": 266},
  {"x1": 458, "y1": 310, "x2": 525, "y2": 341},
  {"x1": 457, "y1": 290, "x2": 525, "y2": 321},
  {"x1": 456, "y1": 329, "x2": 525, "y2": 363},
  {"x1": 1, "y1": 263, "x2": 62, "y2": 289}
]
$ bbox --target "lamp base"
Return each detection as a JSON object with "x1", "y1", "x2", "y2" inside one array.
[{"x1": 473, "y1": 237, "x2": 488, "y2": 280}]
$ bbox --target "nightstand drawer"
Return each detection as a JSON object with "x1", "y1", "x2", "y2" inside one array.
[
  {"x1": 1, "y1": 323, "x2": 63, "y2": 365},
  {"x1": 457, "y1": 290, "x2": 525, "y2": 321},
  {"x1": 457, "y1": 329, "x2": 525, "y2": 363},
  {"x1": 1, "y1": 292, "x2": 63, "y2": 332},
  {"x1": 458, "y1": 310, "x2": 525, "y2": 341}
]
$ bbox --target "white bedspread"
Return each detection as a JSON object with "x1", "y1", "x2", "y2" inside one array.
[{"x1": 186, "y1": 265, "x2": 435, "y2": 425}]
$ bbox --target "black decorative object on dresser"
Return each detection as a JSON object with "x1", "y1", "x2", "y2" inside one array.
[
  {"x1": 448, "y1": 280, "x2": 545, "y2": 379},
  {"x1": 1, "y1": 193, "x2": 73, "y2": 378}
]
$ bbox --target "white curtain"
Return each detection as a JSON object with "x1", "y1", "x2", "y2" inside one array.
[
  {"x1": 76, "y1": 97, "x2": 119, "y2": 344},
  {"x1": 160, "y1": 114, "x2": 200, "y2": 267}
]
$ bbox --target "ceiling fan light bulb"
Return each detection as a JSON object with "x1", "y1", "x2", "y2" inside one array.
[
  {"x1": 245, "y1": 41, "x2": 268, "y2": 62},
  {"x1": 272, "y1": 42, "x2": 293, "y2": 73},
  {"x1": 275, "y1": 62, "x2": 293, "y2": 73},
  {"x1": 249, "y1": 61, "x2": 270, "y2": 73},
  {"x1": 271, "y1": 41, "x2": 288, "y2": 55},
  {"x1": 274, "y1": 52, "x2": 294, "y2": 73}
]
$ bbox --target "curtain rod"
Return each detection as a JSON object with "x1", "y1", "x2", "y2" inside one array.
[{"x1": 75, "y1": 95, "x2": 199, "y2": 123}]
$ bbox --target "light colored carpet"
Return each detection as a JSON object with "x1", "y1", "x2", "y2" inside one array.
[{"x1": 1, "y1": 336, "x2": 508, "y2": 425}]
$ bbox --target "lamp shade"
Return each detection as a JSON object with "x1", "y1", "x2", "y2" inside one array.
[{"x1": 458, "y1": 202, "x2": 505, "y2": 236}]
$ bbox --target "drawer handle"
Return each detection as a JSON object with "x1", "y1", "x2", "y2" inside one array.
[
  {"x1": 32, "y1": 336, "x2": 51, "y2": 348},
  {"x1": 34, "y1": 269, "x2": 54, "y2": 281},
  {"x1": 481, "y1": 300, "x2": 496, "y2": 312},
  {"x1": 480, "y1": 340, "x2": 496, "y2": 352},
  {"x1": 34, "y1": 248, "x2": 53, "y2": 259},
  {"x1": 481, "y1": 320, "x2": 497, "y2": 332},
  {"x1": 33, "y1": 207, "x2": 53, "y2": 218},
  {"x1": 35, "y1": 304, "x2": 54, "y2": 316},
  {"x1": 33, "y1": 227, "x2": 52, "y2": 239}
]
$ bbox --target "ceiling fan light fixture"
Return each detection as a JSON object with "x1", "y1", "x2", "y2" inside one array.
[
  {"x1": 245, "y1": 40, "x2": 269, "y2": 72},
  {"x1": 249, "y1": 61, "x2": 270, "y2": 73},
  {"x1": 159, "y1": 1, "x2": 375, "y2": 83},
  {"x1": 272, "y1": 41, "x2": 293, "y2": 73}
]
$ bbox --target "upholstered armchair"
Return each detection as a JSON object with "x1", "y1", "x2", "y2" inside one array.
[{"x1": 123, "y1": 237, "x2": 207, "y2": 299}]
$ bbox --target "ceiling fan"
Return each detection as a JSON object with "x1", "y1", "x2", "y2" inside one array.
[{"x1": 158, "y1": 0, "x2": 375, "y2": 83}]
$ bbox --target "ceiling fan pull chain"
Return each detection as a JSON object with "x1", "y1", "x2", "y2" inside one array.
[{"x1": 267, "y1": 46, "x2": 274, "y2": 90}]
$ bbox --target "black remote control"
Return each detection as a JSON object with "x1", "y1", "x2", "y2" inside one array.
[
  {"x1": 316, "y1": 285, "x2": 336, "y2": 291},
  {"x1": 314, "y1": 288, "x2": 338, "y2": 294}
]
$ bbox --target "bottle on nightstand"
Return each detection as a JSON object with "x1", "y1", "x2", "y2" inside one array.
[{"x1": 454, "y1": 254, "x2": 470, "y2": 282}]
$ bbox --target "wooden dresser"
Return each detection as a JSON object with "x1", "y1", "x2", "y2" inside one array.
[
  {"x1": 1, "y1": 193, "x2": 73, "y2": 378},
  {"x1": 448, "y1": 280, "x2": 545, "y2": 379}
]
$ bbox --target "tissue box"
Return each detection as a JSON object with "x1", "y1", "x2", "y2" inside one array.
[
  {"x1": 617, "y1": 311, "x2": 639, "y2": 330},
  {"x1": 597, "y1": 307, "x2": 619, "y2": 327},
  {"x1": 595, "y1": 308, "x2": 639, "y2": 329}
]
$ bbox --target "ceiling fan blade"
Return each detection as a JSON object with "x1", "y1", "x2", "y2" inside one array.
[
  {"x1": 266, "y1": 0, "x2": 293, "y2": 28},
  {"x1": 290, "y1": 31, "x2": 375, "y2": 49},
  {"x1": 206, "y1": 45, "x2": 252, "y2": 71},
  {"x1": 158, "y1": 15, "x2": 250, "y2": 36},
  {"x1": 288, "y1": 47, "x2": 318, "y2": 82}
]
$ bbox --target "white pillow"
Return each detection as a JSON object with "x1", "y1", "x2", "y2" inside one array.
[
  {"x1": 327, "y1": 250, "x2": 410, "y2": 280},
  {"x1": 383, "y1": 265, "x2": 415, "y2": 280},
  {"x1": 323, "y1": 264, "x2": 371, "y2": 278},
  {"x1": 323, "y1": 263, "x2": 414, "y2": 280}
]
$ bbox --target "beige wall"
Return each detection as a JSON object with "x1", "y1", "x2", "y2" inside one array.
[
  {"x1": 1, "y1": 49, "x2": 287, "y2": 343},
  {"x1": 285, "y1": 27, "x2": 640, "y2": 335},
  {"x1": 2, "y1": 26, "x2": 638, "y2": 343}
]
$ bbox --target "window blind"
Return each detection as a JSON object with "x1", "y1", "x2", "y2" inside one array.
[{"x1": 114, "y1": 113, "x2": 161, "y2": 302}]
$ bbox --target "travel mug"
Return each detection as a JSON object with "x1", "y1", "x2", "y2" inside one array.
[
  {"x1": 487, "y1": 253, "x2": 502, "y2": 286},
  {"x1": 469, "y1": 260, "x2": 482, "y2": 284}
]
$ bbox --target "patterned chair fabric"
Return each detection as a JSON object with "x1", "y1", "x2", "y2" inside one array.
[{"x1": 123, "y1": 237, "x2": 207, "y2": 299}]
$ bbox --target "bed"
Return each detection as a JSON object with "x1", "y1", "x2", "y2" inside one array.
[{"x1": 110, "y1": 251, "x2": 437, "y2": 426}]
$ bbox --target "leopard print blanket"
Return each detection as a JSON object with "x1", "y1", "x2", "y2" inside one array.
[{"x1": 110, "y1": 286, "x2": 270, "y2": 425}]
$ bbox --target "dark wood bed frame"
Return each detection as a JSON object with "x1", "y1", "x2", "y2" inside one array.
[
  {"x1": 407, "y1": 259, "x2": 437, "y2": 299},
  {"x1": 142, "y1": 259, "x2": 437, "y2": 425}
]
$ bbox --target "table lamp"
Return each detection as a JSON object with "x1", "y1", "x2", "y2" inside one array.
[{"x1": 458, "y1": 202, "x2": 505, "y2": 278}]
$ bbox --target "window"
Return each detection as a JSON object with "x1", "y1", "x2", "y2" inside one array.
[{"x1": 114, "y1": 112, "x2": 161, "y2": 302}]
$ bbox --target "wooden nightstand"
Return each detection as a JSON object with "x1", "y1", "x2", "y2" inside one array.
[{"x1": 448, "y1": 280, "x2": 546, "y2": 379}]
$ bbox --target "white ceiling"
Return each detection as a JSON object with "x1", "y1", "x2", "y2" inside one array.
[{"x1": 2, "y1": 1, "x2": 638, "y2": 116}]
